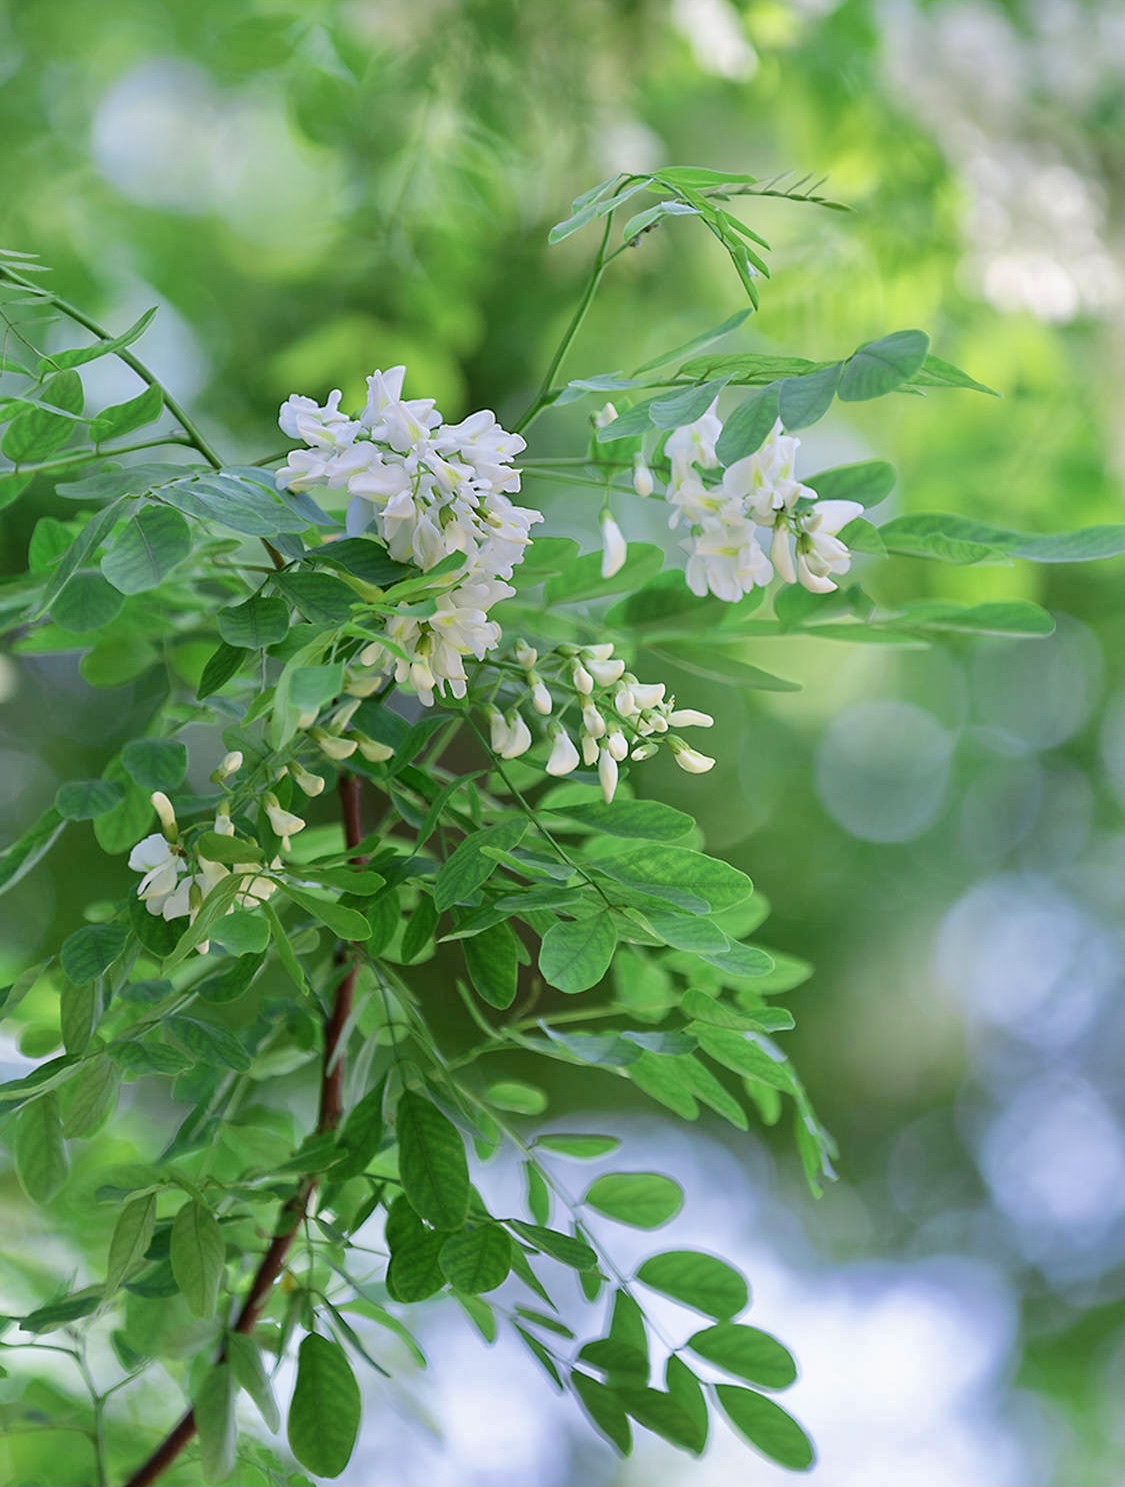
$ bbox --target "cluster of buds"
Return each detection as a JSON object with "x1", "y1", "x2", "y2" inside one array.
[{"x1": 484, "y1": 640, "x2": 714, "y2": 804}]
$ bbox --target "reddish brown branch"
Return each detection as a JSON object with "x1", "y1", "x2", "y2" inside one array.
[{"x1": 123, "y1": 774, "x2": 366, "y2": 1487}]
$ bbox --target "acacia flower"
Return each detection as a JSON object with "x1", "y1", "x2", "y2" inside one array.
[
  {"x1": 600, "y1": 511, "x2": 628, "y2": 579},
  {"x1": 669, "y1": 738, "x2": 716, "y2": 774},
  {"x1": 265, "y1": 796, "x2": 306, "y2": 851},
  {"x1": 545, "y1": 726, "x2": 580, "y2": 776},
  {"x1": 598, "y1": 747, "x2": 619, "y2": 803}
]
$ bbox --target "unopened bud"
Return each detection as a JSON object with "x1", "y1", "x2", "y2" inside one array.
[{"x1": 151, "y1": 791, "x2": 178, "y2": 841}]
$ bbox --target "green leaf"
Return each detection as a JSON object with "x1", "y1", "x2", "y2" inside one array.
[
  {"x1": 584, "y1": 1172, "x2": 684, "y2": 1228},
  {"x1": 121, "y1": 738, "x2": 188, "y2": 792},
  {"x1": 838, "y1": 329, "x2": 929, "y2": 402},
  {"x1": 657, "y1": 165, "x2": 758, "y2": 189},
  {"x1": 0, "y1": 807, "x2": 67, "y2": 896},
  {"x1": 433, "y1": 818, "x2": 528, "y2": 912},
  {"x1": 89, "y1": 385, "x2": 163, "y2": 443},
  {"x1": 636, "y1": 1250, "x2": 749, "y2": 1321},
  {"x1": 651, "y1": 641, "x2": 800, "y2": 691},
  {"x1": 691, "y1": 1024, "x2": 794, "y2": 1088},
  {"x1": 570, "y1": 1371, "x2": 633, "y2": 1454},
  {"x1": 194, "y1": 1363, "x2": 237, "y2": 1484},
  {"x1": 878, "y1": 512, "x2": 1125, "y2": 565},
  {"x1": 59, "y1": 977, "x2": 97, "y2": 1055},
  {"x1": 288, "y1": 1333, "x2": 361, "y2": 1478},
  {"x1": 534, "y1": 1133, "x2": 621, "y2": 1159},
  {"x1": 60, "y1": 1055, "x2": 119, "y2": 1137},
  {"x1": 439, "y1": 1223, "x2": 512, "y2": 1294},
  {"x1": 288, "y1": 662, "x2": 344, "y2": 714},
  {"x1": 217, "y1": 594, "x2": 290, "y2": 648},
  {"x1": 592, "y1": 844, "x2": 752, "y2": 913},
  {"x1": 487, "y1": 1080, "x2": 548, "y2": 1116},
  {"x1": 1, "y1": 372, "x2": 81, "y2": 461},
  {"x1": 547, "y1": 799, "x2": 693, "y2": 841},
  {"x1": 548, "y1": 179, "x2": 650, "y2": 243},
  {"x1": 43, "y1": 308, "x2": 157, "y2": 370},
  {"x1": 279, "y1": 883, "x2": 372, "y2": 941},
  {"x1": 619, "y1": 1384, "x2": 706, "y2": 1454},
  {"x1": 715, "y1": 385, "x2": 779, "y2": 465},
  {"x1": 227, "y1": 1332, "x2": 281, "y2": 1433},
  {"x1": 544, "y1": 543, "x2": 665, "y2": 605},
  {"x1": 777, "y1": 363, "x2": 841, "y2": 429},
  {"x1": 633, "y1": 308, "x2": 751, "y2": 376},
  {"x1": 649, "y1": 378, "x2": 729, "y2": 430},
  {"x1": 396, "y1": 1089, "x2": 470, "y2": 1231},
  {"x1": 49, "y1": 571, "x2": 125, "y2": 632},
  {"x1": 55, "y1": 778, "x2": 125, "y2": 820},
  {"x1": 169, "y1": 1200, "x2": 225, "y2": 1319},
  {"x1": 14, "y1": 1093, "x2": 68, "y2": 1203},
  {"x1": 909, "y1": 351, "x2": 998, "y2": 396},
  {"x1": 806, "y1": 459, "x2": 896, "y2": 509},
  {"x1": 59, "y1": 922, "x2": 128, "y2": 984},
  {"x1": 715, "y1": 1385, "x2": 815, "y2": 1470},
  {"x1": 195, "y1": 952, "x2": 265, "y2": 1004},
  {"x1": 101, "y1": 505, "x2": 191, "y2": 593},
  {"x1": 36, "y1": 497, "x2": 128, "y2": 617},
  {"x1": 166, "y1": 1016, "x2": 253, "y2": 1072},
  {"x1": 886, "y1": 599, "x2": 1055, "y2": 637},
  {"x1": 463, "y1": 922, "x2": 520, "y2": 1008},
  {"x1": 104, "y1": 1194, "x2": 157, "y2": 1297},
  {"x1": 539, "y1": 912, "x2": 617, "y2": 993},
  {"x1": 679, "y1": 352, "x2": 822, "y2": 383},
  {"x1": 509, "y1": 1221, "x2": 598, "y2": 1270},
  {"x1": 304, "y1": 537, "x2": 411, "y2": 586},
  {"x1": 274, "y1": 569, "x2": 356, "y2": 626},
  {"x1": 197, "y1": 640, "x2": 245, "y2": 698},
  {"x1": 688, "y1": 1322, "x2": 797, "y2": 1387},
  {"x1": 208, "y1": 910, "x2": 270, "y2": 956}
]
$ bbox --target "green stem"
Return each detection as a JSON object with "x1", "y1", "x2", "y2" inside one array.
[
  {"x1": 4, "y1": 432, "x2": 195, "y2": 479},
  {"x1": 0, "y1": 264, "x2": 224, "y2": 469},
  {"x1": 515, "y1": 214, "x2": 617, "y2": 435}
]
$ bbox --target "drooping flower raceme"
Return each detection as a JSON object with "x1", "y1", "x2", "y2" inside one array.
[
  {"x1": 660, "y1": 410, "x2": 863, "y2": 599},
  {"x1": 277, "y1": 368, "x2": 542, "y2": 707}
]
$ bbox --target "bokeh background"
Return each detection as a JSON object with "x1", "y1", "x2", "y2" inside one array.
[{"x1": 1, "y1": 1, "x2": 1122, "y2": 1484}]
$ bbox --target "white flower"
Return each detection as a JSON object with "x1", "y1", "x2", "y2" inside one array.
[
  {"x1": 598, "y1": 747, "x2": 619, "y2": 803},
  {"x1": 572, "y1": 663, "x2": 594, "y2": 695},
  {"x1": 514, "y1": 640, "x2": 538, "y2": 670},
  {"x1": 606, "y1": 729, "x2": 629, "y2": 761},
  {"x1": 581, "y1": 733, "x2": 600, "y2": 767},
  {"x1": 581, "y1": 704, "x2": 606, "y2": 739},
  {"x1": 277, "y1": 442, "x2": 373, "y2": 495},
  {"x1": 128, "y1": 833, "x2": 183, "y2": 910},
  {"x1": 265, "y1": 797, "x2": 306, "y2": 851},
  {"x1": 360, "y1": 366, "x2": 441, "y2": 452},
  {"x1": 633, "y1": 455, "x2": 655, "y2": 498},
  {"x1": 488, "y1": 707, "x2": 511, "y2": 752},
  {"x1": 670, "y1": 738, "x2": 716, "y2": 774},
  {"x1": 278, "y1": 389, "x2": 358, "y2": 448},
  {"x1": 593, "y1": 402, "x2": 619, "y2": 427},
  {"x1": 668, "y1": 708, "x2": 714, "y2": 728},
  {"x1": 585, "y1": 656, "x2": 626, "y2": 687},
  {"x1": 664, "y1": 399, "x2": 722, "y2": 477},
  {"x1": 795, "y1": 498, "x2": 864, "y2": 592},
  {"x1": 627, "y1": 681, "x2": 666, "y2": 710},
  {"x1": 529, "y1": 677, "x2": 553, "y2": 715},
  {"x1": 683, "y1": 522, "x2": 772, "y2": 602},
  {"x1": 311, "y1": 729, "x2": 358, "y2": 761},
  {"x1": 600, "y1": 511, "x2": 628, "y2": 579},
  {"x1": 499, "y1": 713, "x2": 533, "y2": 759},
  {"x1": 545, "y1": 727, "x2": 580, "y2": 776}
]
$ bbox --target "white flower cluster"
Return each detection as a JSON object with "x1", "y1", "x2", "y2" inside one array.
[
  {"x1": 627, "y1": 405, "x2": 863, "y2": 601},
  {"x1": 277, "y1": 368, "x2": 542, "y2": 705},
  {"x1": 486, "y1": 641, "x2": 715, "y2": 804},
  {"x1": 128, "y1": 789, "x2": 281, "y2": 951}
]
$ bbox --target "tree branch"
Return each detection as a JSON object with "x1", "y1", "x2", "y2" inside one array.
[{"x1": 122, "y1": 774, "x2": 367, "y2": 1487}]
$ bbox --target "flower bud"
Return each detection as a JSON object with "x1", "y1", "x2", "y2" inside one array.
[
  {"x1": 598, "y1": 747, "x2": 619, "y2": 804},
  {"x1": 290, "y1": 760, "x2": 326, "y2": 797},
  {"x1": 581, "y1": 704, "x2": 606, "y2": 739},
  {"x1": 356, "y1": 736, "x2": 394, "y2": 763},
  {"x1": 668, "y1": 708, "x2": 714, "y2": 728},
  {"x1": 218, "y1": 751, "x2": 243, "y2": 778},
  {"x1": 499, "y1": 713, "x2": 533, "y2": 759},
  {"x1": 151, "y1": 791, "x2": 178, "y2": 841},
  {"x1": 630, "y1": 741, "x2": 659, "y2": 760},
  {"x1": 530, "y1": 677, "x2": 553, "y2": 716},
  {"x1": 514, "y1": 639, "x2": 538, "y2": 670},
  {"x1": 572, "y1": 663, "x2": 594, "y2": 696},
  {"x1": 629, "y1": 682, "x2": 666, "y2": 710},
  {"x1": 632, "y1": 454, "x2": 655, "y2": 498},
  {"x1": 600, "y1": 511, "x2": 627, "y2": 579},
  {"x1": 311, "y1": 729, "x2": 358, "y2": 761},
  {"x1": 581, "y1": 733, "x2": 600, "y2": 767},
  {"x1": 669, "y1": 738, "x2": 716, "y2": 774},
  {"x1": 214, "y1": 811, "x2": 235, "y2": 837},
  {"x1": 606, "y1": 729, "x2": 629, "y2": 761},
  {"x1": 487, "y1": 706, "x2": 510, "y2": 753},
  {"x1": 587, "y1": 657, "x2": 626, "y2": 687},
  {"x1": 593, "y1": 402, "x2": 618, "y2": 428},
  {"x1": 344, "y1": 670, "x2": 383, "y2": 697}
]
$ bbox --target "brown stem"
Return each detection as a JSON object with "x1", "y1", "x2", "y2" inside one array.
[{"x1": 123, "y1": 775, "x2": 366, "y2": 1487}]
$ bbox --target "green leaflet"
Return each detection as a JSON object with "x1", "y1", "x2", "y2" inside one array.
[
  {"x1": 287, "y1": 1333, "x2": 361, "y2": 1479},
  {"x1": 636, "y1": 1250, "x2": 749, "y2": 1321},
  {"x1": 715, "y1": 1385, "x2": 815, "y2": 1470},
  {"x1": 539, "y1": 912, "x2": 617, "y2": 993},
  {"x1": 169, "y1": 1199, "x2": 225, "y2": 1319},
  {"x1": 395, "y1": 1089, "x2": 470, "y2": 1231},
  {"x1": 584, "y1": 1172, "x2": 684, "y2": 1228},
  {"x1": 687, "y1": 1322, "x2": 797, "y2": 1387},
  {"x1": 439, "y1": 1223, "x2": 512, "y2": 1294}
]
